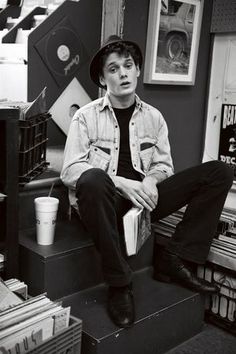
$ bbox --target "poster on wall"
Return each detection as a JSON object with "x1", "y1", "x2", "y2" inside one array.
[{"x1": 218, "y1": 104, "x2": 236, "y2": 175}]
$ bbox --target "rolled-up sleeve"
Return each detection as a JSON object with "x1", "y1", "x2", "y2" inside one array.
[{"x1": 60, "y1": 112, "x2": 93, "y2": 189}]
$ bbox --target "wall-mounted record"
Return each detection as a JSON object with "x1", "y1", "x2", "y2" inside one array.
[
  {"x1": 45, "y1": 26, "x2": 81, "y2": 77},
  {"x1": 35, "y1": 16, "x2": 88, "y2": 87}
]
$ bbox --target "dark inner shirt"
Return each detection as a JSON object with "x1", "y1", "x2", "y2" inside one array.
[{"x1": 113, "y1": 103, "x2": 141, "y2": 181}]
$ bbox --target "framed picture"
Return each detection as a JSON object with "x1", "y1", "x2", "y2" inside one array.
[{"x1": 143, "y1": 0, "x2": 204, "y2": 85}]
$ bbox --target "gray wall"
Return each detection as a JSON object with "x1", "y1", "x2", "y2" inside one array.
[{"x1": 123, "y1": 0, "x2": 213, "y2": 172}]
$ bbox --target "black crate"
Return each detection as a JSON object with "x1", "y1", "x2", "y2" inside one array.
[
  {"x1": 19, "y1": 113, "x2": 50, "y2": 184},
  {"x1": 198, "y1": 262, "x2": 236, "y2": 334}
]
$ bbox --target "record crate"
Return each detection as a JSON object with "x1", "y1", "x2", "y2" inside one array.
[
  {"x1": 28, "y1": 316, "x2": 82, "y2": 354},
  {"x1": 198, "y1": 262, "x2": 236, "y2": 335},
  {"x1": 19, "y1": 113, "x2": 50, "y2": 184}
]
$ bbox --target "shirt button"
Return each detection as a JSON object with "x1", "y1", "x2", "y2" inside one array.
[
  {"x1": 115, "y1": 125, "x2": 118, "y2": 128},
  {"x1": 115, "y1": 147, "x2": 118, "y2": 150},
  {"x1": 131, "y1": 122, "x2": 134, "y2": 126},
  {"x1": 113, "y1": 169, "x2": 116, "y2": 172}
]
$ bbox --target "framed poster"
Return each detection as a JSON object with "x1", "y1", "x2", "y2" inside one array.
[{"x1": 144, "y1": 0, "x2": 204, "y2": 85}]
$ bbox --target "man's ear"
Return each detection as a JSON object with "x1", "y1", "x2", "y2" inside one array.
[
  {"x1": 136, "y1": 66, "x2": 140, "y2": 78},
  {"x1": 99, "y1": 76, "x2": 106, "y2": 87}
]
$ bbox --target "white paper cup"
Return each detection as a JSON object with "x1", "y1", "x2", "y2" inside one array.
[{"x1": 34, "y1": 197, "x2": 59, "y2": 245}]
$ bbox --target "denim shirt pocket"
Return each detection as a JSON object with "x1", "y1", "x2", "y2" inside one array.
[
  {"x1": 89, "y1": 145, "x2": 111, "y2": 171},
  {"x1": 139, "y1": 138, "x2": 156, "y2": 173}
]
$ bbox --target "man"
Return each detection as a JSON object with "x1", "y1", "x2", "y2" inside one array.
[{"x1": 61, "y1": 35, "x2": 234, "y2": 328}]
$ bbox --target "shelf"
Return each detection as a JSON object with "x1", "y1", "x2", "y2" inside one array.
[{"x1": 0, "y1": 108, "x2": 19, "y2": 278}]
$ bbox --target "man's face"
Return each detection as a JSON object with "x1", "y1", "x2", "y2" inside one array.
[{"x1": 100, "y1": 53, "x2": 140, "y2": 99}]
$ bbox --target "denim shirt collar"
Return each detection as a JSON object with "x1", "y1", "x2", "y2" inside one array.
[{"x1": 98, "y1": 93, "x2": 143, "y2": 112}]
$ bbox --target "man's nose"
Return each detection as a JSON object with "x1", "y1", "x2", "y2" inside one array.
[{"x1": 119, "y1": 67, "x2": 127, "y2": 77}]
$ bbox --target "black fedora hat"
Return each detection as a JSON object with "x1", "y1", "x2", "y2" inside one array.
[{"x1": 90, "y1": 35, "x2": 143, "y2": 88}]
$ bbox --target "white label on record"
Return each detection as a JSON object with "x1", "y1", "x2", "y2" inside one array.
[{"x1": 57, "y1": 45, "x2": 70, "y2": 62}]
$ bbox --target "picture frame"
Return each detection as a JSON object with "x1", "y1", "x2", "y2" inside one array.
[{"x1": 143, "y1": 0, "x2": 204, "y2": 85}]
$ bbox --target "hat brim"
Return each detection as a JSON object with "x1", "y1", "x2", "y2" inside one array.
[{"x1": 90, "y1": 39, "x2": 143, "y2": 89}]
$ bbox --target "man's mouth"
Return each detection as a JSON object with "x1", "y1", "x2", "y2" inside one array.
[{"x1": 120, "y1": 81, "x2": 130, "y2": 87}]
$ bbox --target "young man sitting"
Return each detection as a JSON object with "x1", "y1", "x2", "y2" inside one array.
[{"x1": 61, "y1": 35, "x2": 234, "y2": 328}]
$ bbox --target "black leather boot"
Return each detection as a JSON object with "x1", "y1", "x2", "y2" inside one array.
[
  {"x1": 154, "y1": 250, "x2": 219, "y2": 294},
  {"x1": 107, "y1": 284, "x2": 135, "y2": 328}
]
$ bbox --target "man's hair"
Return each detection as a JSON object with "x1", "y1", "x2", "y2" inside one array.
[{"x1": 98, "y1": 42, "x2": 140, "y2": 77}]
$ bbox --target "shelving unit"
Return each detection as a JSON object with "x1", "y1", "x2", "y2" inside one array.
[{"x1": 0, "y1": 107, "x2": 19, "y2": 278}]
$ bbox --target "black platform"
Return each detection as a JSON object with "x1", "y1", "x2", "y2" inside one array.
[
  {"x1": 19, "y1": 216, "x2": 154, "y2": 299},
  {"x1": 18, "y1": 168, "x2": 206, "y2": 354},
  {"x1": 61, "y1": 268, "x2": 205, "y2": 354}
]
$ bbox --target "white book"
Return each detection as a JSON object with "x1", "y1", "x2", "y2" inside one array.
[{"x1": 123, "y1": 207, "x2": 149, "y2": 256}]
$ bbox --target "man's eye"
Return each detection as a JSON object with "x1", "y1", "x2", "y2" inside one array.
[
  {"x1": 109, "y1": 67, "x2": 117, "y2": 73},
  {"x1": 125, "y1": 62, "x2": 133, "y2": 69}
]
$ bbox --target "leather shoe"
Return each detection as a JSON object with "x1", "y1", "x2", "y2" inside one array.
[
  {"x1": 107, "y1": 284, "x2": 135, "y2": 328},
  {"x1": 154, "y1": 250, "x2": 220, "y2": 294}
]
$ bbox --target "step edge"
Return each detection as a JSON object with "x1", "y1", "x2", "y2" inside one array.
[{"x1": 83, "y1": 292, "x2": 203, "y2": 341}]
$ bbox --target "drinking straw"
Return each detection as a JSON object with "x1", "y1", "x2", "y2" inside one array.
[{"x1": 48, "y1": 182, "x2": 55, "y2": 197}]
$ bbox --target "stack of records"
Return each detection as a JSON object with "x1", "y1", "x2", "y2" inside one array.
[
  {"x1": 209, "y1": 207, "x2": 236, "y2": 270},
  {"x1": 152, "y1": 207, "x2": 185, "y2": 239},
  {"x1": 0, "y1": 87, "x2": 47, "y2": 120},
  {"x1": 0, "y1": 277, "x2": 71, "y2": 353},
  {"x1": 153, "y1": 206, "x2": 236, "y2": 270}
]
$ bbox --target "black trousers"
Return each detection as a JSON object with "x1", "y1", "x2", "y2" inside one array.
[{"x1": 75, "y1": 161, "x2": 234, "y2": 287}]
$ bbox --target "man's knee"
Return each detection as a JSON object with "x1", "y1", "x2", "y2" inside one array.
[
  {"x1": 207, "y1": 160, "x2": 234, "y2": 188},
  {"x1": 76, "y1": 168, "x2": 115, "y2": 197}
]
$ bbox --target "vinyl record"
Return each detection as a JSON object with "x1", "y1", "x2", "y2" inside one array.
[{"x1": 45, "y1": 26, "x2": 82, "y2": 77}]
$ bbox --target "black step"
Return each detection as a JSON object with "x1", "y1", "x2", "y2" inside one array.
[
  {"x1": 19, "y1": 218, "x2": 154, "y2": 299},
  {"x1": 60, "y1": 268, "x2": 205, "y2": 354}
]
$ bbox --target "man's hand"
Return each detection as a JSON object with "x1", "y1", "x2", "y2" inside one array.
[
  {"x1": 111, "y1": 176, "x2": 157, "y2": 211},
  {"x1": 142, "y1": 175, "x2": 159, "y2": 209}
]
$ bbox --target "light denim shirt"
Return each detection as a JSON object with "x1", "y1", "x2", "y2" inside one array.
[{"x1": 61, "y1": 93, "x2": 174, "y2": 210}]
